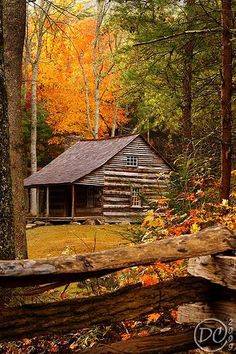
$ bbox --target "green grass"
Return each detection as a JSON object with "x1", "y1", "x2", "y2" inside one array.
[{"x1": 27, "y1": 224, "x2": 128, "y2": 259}]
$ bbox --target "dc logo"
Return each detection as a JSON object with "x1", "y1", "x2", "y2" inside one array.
[{"x1": 194, "y1": 318, "x2": 234, "y2": 352}]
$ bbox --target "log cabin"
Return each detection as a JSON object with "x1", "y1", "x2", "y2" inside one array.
[{"x1": 24, "y1": 134, "x2": 172, "y2": 223}]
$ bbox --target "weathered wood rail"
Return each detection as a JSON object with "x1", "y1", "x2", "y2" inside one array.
[
  {"x1": 0, "y1": 225, "x2": 236, "y2": 353},
  {"x1": 0, "y1": 226, "x2": 235, "y2": 287}
]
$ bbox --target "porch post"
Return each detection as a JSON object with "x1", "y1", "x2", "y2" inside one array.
[
  {"x1": 71, "y1": 184, "x2": 75, "y2": 219},
  {"x1": 46, "y1": 186, "x2": 50, "y2": 217},
  {"x1": 36, "y1": 187, "x2": 39, "y2": 216}
]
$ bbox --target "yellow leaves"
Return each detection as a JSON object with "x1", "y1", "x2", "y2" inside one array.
[
  {"x1": 142, "y1": 210, "x2": 165, "y2": 228},
  {"x1": 221, "y1": 199, "x2": 229, "y2": 206},
  {"x1": 231, "y1": 170, "x2": 236, "y2": 177},
  {"x1": 190, "y1": 223, "x2": 200, "y2": 234}
]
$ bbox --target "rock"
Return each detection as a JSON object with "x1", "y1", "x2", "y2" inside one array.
[
  {"x1": 26, "y1": 224, "x2": 37, "y2": 230},
  {"x1": 34, "y1": 221, "x2": 45, "y2": 226},
  {"x1": 84, "y1": 219, "x2": 96, "y2": 225}
]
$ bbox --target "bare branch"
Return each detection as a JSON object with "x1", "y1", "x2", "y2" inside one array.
[{"x1": 134, "y1": 27, "x2": 221, "y2": 46}]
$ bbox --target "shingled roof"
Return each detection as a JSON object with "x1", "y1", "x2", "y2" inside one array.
[{"x1": 24, "y1": 135, "x2": 140, "y2": 187}]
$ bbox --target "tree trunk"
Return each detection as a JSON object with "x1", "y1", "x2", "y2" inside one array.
[
  {"x1": 94, "y1": 78, "x2": 100, "y2": 139},
  {"x1": 181, "y1": 0, "x2": 194, "y2": 151},
  {"x1": 111, "y1": 101, "x2": 118, "y2": 137},
  {"x1": 79, "y1": 52, "x2": 94, "y2": 137},
  {"x1": 220, "y1": 0, "x2": 233, "y2": 201},
  {"x1": 23, "y1": 4, "x2": 29, "y2": 103},
  {"x1": 30, "y1": 63, "x2": 39, "y2": 215},
  {"x1": 0, "y1": 0, "x2": 15, "y2": 261},
  {"x1": 2, "y1": 0, "x2": 27, "y2": 259}
]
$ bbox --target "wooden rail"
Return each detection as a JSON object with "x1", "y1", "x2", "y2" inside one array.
[
  {"x1": 0, "y1": 225, "x2": 235, "y2": 352},
  {"x1": 0, "y1": 226, "x2": 234, "y2": 287},
  {"x1": 0, "y1": 277, "x2": 211, "y2": 340}
]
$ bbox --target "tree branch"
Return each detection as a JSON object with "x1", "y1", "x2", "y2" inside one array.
[{"x1": 134, "y1": 27, "x2": 221, "y2": 46}]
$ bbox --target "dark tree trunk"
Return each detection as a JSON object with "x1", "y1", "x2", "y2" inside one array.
[
  {"x1": 2, "y1": 0, "x2": 27, "y2": 258},
  {"x1": 181, "y1": 0, "x2": 194, "y2": 152},
  {"x1": 220, "y1": 0, "x2": 233, "y2": 201},
  {"x1": 0, "y1": 0, "x2": 15, "y2": 260}
]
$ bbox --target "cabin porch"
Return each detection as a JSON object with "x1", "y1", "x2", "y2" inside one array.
[{"x1": 26, "y1": 184, "x2": 103, "y2": 220}]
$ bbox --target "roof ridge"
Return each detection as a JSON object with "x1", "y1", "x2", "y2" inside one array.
[{"x1": 73, "y1": 134, "x2": 139, "y2": 143}]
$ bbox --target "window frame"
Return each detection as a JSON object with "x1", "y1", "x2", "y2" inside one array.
[
  {"x1": 126, "y1": 155, "x2": 138, "y2": 167},
  {"x1": 130, "y1": 187, "x2": 142, "y2": 208}
]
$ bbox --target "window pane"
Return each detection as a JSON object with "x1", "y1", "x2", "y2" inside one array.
[
  {"x1": 131, "y1": 187, "x2": 141, "y2": 207},
  {"x1": 127, "y1": 156, "x2": 138, "y2": 166}
]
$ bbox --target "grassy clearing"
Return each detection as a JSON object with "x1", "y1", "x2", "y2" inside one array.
[{"x1": 27, "y1": 224, "x2": 129, "y2": 259}]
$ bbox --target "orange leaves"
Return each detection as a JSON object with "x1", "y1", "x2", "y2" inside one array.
[
  {"x1": 121, "y1": 333, "x2": 131, "y2": 341},
  {"x1": 138, "y1": 330, "x2": 149, "y2": 337},
  {"x1": 170, "y1": 309, "x2": 178, "y2": 321},
  {"x1": 36, "y1": 17, "x2": 126, "y2": 140},
  {"x1": 141, "y1": 273, "x2": 158, "y2": 286},
  {"x1": 121, "y1": 330, "x2": 149, "y2": 341},
  {"x1": 147, "y1": 313, "x2": 161, "y2": 324}
]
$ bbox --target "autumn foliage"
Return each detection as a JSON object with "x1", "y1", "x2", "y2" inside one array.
[{"x1": 25, "y1": 7, "x2": 126, "y2": 143}]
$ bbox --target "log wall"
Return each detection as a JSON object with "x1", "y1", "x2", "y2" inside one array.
[{"x1": 103, "y1": 136, "x2": 171, "y2": 222}]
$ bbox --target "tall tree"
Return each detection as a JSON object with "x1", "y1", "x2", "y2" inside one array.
[
  {"x1": 26, "y1": 0, "x2": 51, "y2": 215},
  {"x1": 2, "y1": 0, "x2": 27, "y2": 258},
  {"x1": 0, "y1": 0, "x2": 15, "y2": 261},
  {"x1": 181, "y1": 0, "x2": 195, "y2": 151},
  {"x1": 220, "y1": 0, "x2": 233, "y2": 201}
]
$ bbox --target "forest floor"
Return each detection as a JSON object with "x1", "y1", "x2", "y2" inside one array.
[{"x1": 27, "y1": 224, "x2": 129, "y2": 259}]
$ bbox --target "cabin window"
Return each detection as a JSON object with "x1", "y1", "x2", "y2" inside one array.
[
  {"x1": 127, "y1": 155, "x2": 138, "y2": 167},
  {"x1": 131, "y1": 187, "x2": 142, "y2": 207}
]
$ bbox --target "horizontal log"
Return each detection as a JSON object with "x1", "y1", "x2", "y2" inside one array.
[
  {"x1": 0, "y1": 277, "x2": 211, "y2": 341},
  {"x1": 104, "y1": 174, "x2": 167, "y2": 182},
  {"x1": 104, "y1": 178, "x2": 166, "y2": 185},
  {"x1": 103, "y1": 190, "x2": 131, "y2": 196},
  {"x1": 178, "y1": 301, "x2": 236, "y2": 330},
  {"x1": 104, "y1": 183, "x2": 166, "y2": 189},
  {"x1": 103, "y1": 197, "x2": 130, "y2": 202},
  {"x1": 0, "y1": 226, "x2": 235, "y2": 287},
  {"x1": 103, "y1": 211, "x2": 145, "y2": 216},
  {"x1": 104, "y1": 170, "x2": 157, "y2": 177},
  {"x1": 188, "y1": 255, "x2": 236, "y2": 289},
  {"x1": 103, "y1": 204, "x2": 131, "y2": 209},
  {"x1": 81, "y1": 329, "x2": 196, "y2": 354}
]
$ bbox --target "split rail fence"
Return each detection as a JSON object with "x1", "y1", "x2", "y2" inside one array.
[{"x1": 0, "y1": 225, "x2": 236, "y2": 353}]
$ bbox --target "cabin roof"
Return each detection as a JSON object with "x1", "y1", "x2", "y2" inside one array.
[
  {"x1": 25, "y1": 135, "x2": 138, "y2": 187},
  {"x1": 24, "y1": 134, "x2": 172, "y2": 187}
]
